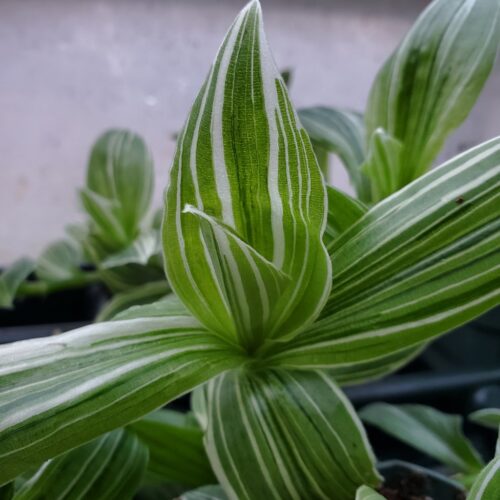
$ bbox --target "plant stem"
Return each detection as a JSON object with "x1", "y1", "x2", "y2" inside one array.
[{"x1": 16, "y1": 271, "x2": 102, "y2": 298}]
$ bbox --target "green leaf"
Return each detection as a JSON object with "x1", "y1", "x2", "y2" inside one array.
[
  {"x1": 129, "y1": 409, "x2": 215, "y2": 487},
  {"x1": 324, "y1": 186, "x2": 367, "y2": 249},
  {"x1": 365, "y1": 0, "x2": 500, "y2": 192},
  {"x1": 298, "y1": 106, "x2": 370, "y2": 201},
  {"x1": 101, "y1": 231, "x2": 161, "y2": 270},
  {"x1": 163, "y1": 1, "x2": 331, "y2": 349},
  {"x1": 13, "y1": 429, "x2": 148, "y2": 500},
  {"x1": 35, "y1": 239, "x2": 83, "y2": 283},
  {"x1": 355, "y1": 485, "x2": 384, "y2": 500},
  {"x1": 360, "y1": 403, "x2": 484, "y2": 474},
  {"x1": 179, "y1": 485, "x2": 227, "y2": 500},
  {"x1": 266, "y1": 138, "x2": 500, "y2": 371},
  {"x1": 86, "y1": 129, "x2": 154, "y2": 241},
  {"x1": 0, "y1": 309, "x2": 242, "y2": 484},
  {"x1": 470, "y1": 409, "x2": 500, "y2": 429},
  {"x1": 204, "y1": 369, "x2": 381, "y2": 500},
  {"x1": 361, "y1": 129, "x2": 404, "y2": 203},
  {"x1": 467, "y1": 456, "x2": 500, "y2": 500},
  {"x1": 0, "y1": 259, "x2": 35, "y2": 309},
  {"x1": 96, "y1": 280, "x2": 170, "y2": 322}
]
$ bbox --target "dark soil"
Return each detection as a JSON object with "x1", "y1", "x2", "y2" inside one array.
[{"x1": 377, "y1": 470, "x2": 465, "y2": 500}]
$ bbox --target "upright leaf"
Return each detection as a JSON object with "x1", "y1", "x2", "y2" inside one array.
[
  {"x1": 365, "y1": 0, "x2": 500, "y2": 191},
  {"x1": 36, "y1": 240, "x2": 83, "y2": 283},
  {"x1": 204, "y1": 369, "x2": 380, "y2": 500},
  {"x1": 299, "y1": 106, "x2": 370, "y2": 201},
  {"x1": 267, "y1": 138, "x2": 500, "y2": 372},
  {"x1": 360, "y1": 404, "x2": 483, "y2": 474},
  {"x1": 467, "y1": 456, "x2": 500, "y2": 500},
  {"x1": 13, "y1": 429, "x2": 148, "y2": 500},
  {"x1": 163, "y1": 1, "x2": 331, "y2": 350},
  {"x1": 0, "y1": 259, "x2": 35, "y2": 309},
  {"x1": 0, "y1": 306, "x2": 241, "y2": 484}
]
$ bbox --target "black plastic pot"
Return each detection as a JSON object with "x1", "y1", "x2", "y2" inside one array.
[
  {"x1": 378, "y1": 460, "x2": 465, "y2": 499},
  {"x1": 0, "y1": 283, "x2": 109, "y2": 344}
]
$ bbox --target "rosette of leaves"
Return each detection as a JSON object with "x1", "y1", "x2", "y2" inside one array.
[
  {"x1": 299, "y1": 0, "x2": 500, "y2": 203},
  {"x1": 0, "y1": 2, "x2": 499, "y2": 498}
]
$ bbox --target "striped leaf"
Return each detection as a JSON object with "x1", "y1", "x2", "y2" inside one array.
[
  {"x1": 204, "y1": 369, "x2": 380, "y2": 500},
  {"x1": 467, "y1": 456, "x2": 500, "y2": 500},
  {"x1": 356, "y1": 485, "x2": 384, "y2": 500},
  {"x1": 365, "y1": 0, "x2": 500, "y2": 192},
  {"x1": 129, "y1": 409, "x2": 215, "y2": 487},
  {"x1": 265, "y1": 138, "x2": 500, "y2": 371},
  {"x1": 360, "y1": 404, "x2": 484, "y2": 474},
  {"x1": 13, "y1": 429, "x2": 148, "y2": 500},
  {"x1": 298, "y1": 106, "x2": 370, "y2": 201},
  {"x1": 84, "y1": 129, "x2": 154, "y2": 245},
  {"x1": 0, "y1": 310, "x2": 242, "y2": 484},
  {"x1": 163, "y1": 1, "x2": 331, "y2": 349},
  {"x1": 361, "y1": 129, "x2": 404, "y2": 203},
  {"x1": 470, "y1": 409, "x2": 500, "y2": 429},
  {"x1": 180, "y1": 485, "x2": 227, "y2": 500},
  {"x1": 0, "y1": 259, "x2": 35, "y2": 309},
  {"x1": 36, "y1": 240, "x2": 83, "y2": 283},
  {"x1": 324, "y1": 186, "x2": 367, "y2": 249}
]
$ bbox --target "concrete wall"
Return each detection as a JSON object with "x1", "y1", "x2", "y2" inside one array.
[{"x1": 1, "y1": 0, "x2": 498, "y2": 263}]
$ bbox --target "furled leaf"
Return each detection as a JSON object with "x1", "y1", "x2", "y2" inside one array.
[
  {"x1": 13, "y1": 429, "x2": 148, "y2": 500},
  {"x1": 356, "y1": 485, "x2": 384, "y2": 500},
  {"x1": 85, "y1": 129, "x2": 154, "y2": 242},
  {"x1": 163, "y1": 1, "x2": 331, "y2": 349},
  {"x1": 0, "y1": 259, "x2": 35, "y2": 309},
  {"x1": 96, "y1": 280, "x2": 170, "y2": 321},
  {"x1": 361, "y1": 128, "x2": 404, "y2": 203},
  {"x1": 467, "y1": 456, "x2": 500, "y2": 500},
  {"x1": 365, "y1": 0, "x2": 500, "y2": 192},
  {"x1": 179, "y1": 485, "x2": 227, "y2": 500},
  {"x1": 129, "y1": 409, "x2": 215, "y2": 487},
  {"x1": 324, "y1": 185, "x2": 367, "y2": 249},
  {"x1": 35, "y1": 239, "x2": 83, "y2": 283},
  {"x1": 0, "y1": 308, "x2": 242, "y2": 484},
  {"x1": 266, "y1": 138, "x2": 500, "y2": 372},
  {"x1": 470, "y1": 409, "x2": 500, "y2": 429},
  {"x1": 203, "y1": 369, "x2": 380, "y2": 500},
  {"x1": 360, "y1": 403, "x2": 483, "y2": 474},
  {"x1": 299, "y1": 106, "x2": 370, "y2": 201}
]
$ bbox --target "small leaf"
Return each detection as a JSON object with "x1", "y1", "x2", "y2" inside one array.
[
  {"x1": 360, "y1": 403, "x2": 483, "y2": 474},
  {"x1": 101, "y1": 231, "x2": 161, "y2": 269},
  {"x1": 365, "y1": 0, "x2": 500, "y2": 192},
  {"x1": 129, "y1": 409, "x2": 216, "y2": 488},
  {"x1": 0, "y1": 259, "x2": 35, "y2": 309},
  {"x1": 356, "y1": 485, "x2": 384, "y2": 500},
  {"x1": 204, "y1": 369, "x2": 380, "y2": 500},
  {"x1": 324, "y1": 186, "x2": 367, "y2": 249},
  {"x1": 467, "y1": 456, "x2": 500, "y2": 500},
  {"x1": 36, "y1": 239, "x2": 83, "y2": 282},
  {"x1": 299, "y1": 106, "x2": 369, "y2": 201},
  {"x1": 361, "y1": 128, "x2": 404, "y2": 203},
  {"x1": 179, "y1": 485, "x2": 227, "y2": 500},
  {"x1": 470, "y1": 409, "x2": 500, "y2": 429},
  {"x1": 13, "y1": 429, "x2": 148, "y2": 500}
]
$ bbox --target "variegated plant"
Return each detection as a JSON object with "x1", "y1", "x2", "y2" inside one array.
[
  {"x1": 0, "y1": 1, "x2": 499, "y2": 499},
  {"x1": 300, "y1": 0, "x2": 500, "y2": 203}
]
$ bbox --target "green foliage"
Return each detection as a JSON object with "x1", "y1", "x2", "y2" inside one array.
[{"x1": 0, "y1": 259, "x2": 34, "y2": 308}]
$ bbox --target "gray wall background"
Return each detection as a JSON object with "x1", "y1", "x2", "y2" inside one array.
[{"x1": 1, "y1": 0, "x2": 499, "y2": 263}]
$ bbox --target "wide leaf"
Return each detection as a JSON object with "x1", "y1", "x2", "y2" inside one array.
[
  {"x1": 360, "y1": 404, "x2": 483, "y2": 474},
  {"x1": 13, "y1": 429, "x2": 148, "y2": 500},
  {"x1": 267, "y1": 138, "x2": 500, "y2": 371},
  {"x1": 470, "y1": 409, "x2": 500, "y2": 429},
  {"x1": 163, "y1": 0, "x2": 330, "y2": 349},
  {"x1": 203, "y1": 369, "x2": 380, "y2": 500},
  {"x1": 365, "y1": 0, "x2": 500, "y2": 192},
  {"x1": 467, "y1": 456, "x2": 500, "y2": 500},
  {"x1": 0, "y1": 308, "x2": 241, "y2": 484}
]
